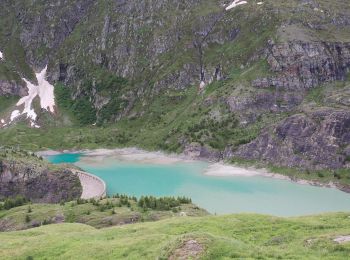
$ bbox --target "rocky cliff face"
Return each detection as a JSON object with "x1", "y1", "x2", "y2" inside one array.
[
  {"x1": 0, "y1": 152, "x2": 82, "y2": 203},
  {"x1": 234, "y1": 109, "x2": 350, "y2": 170},
  {"x1": 253, "y1": 42, "x2": 350, "y2": 90}
]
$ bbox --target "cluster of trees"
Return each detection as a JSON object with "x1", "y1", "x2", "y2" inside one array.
[
  {"x1": 0, "y1": 196, "x2": 28, "y2": 210},
  {"x1": 184, "y1": 115, "x2": 240, "y2": 149},
  {"x1": 55, "y1": 84, "x2": 97, "y2": 125},
  {"x1": 55, "y1": 68, "x2": 129, "y2": 126},
  {"x1": 183, "y1": 113, "x2": 260, "y2": 150},
  {"x1": 76, "y1": 195, "x2": 192, "y2": 212},
  {"x1": 0, "y1": 194, "x2": 193, "y2": 214},
  {"x1": 75, "y1": 195, "x2": 138, "y2": 212},
  {"x1": 137, "y1": 196, "x2": 192, "y2": 211}
]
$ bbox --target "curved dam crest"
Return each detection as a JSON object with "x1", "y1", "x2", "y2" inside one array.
[{"x1": 71, "y1": 169, "x2": 106, "y2": 199}]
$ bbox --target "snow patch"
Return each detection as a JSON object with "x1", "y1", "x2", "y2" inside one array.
[
  {"x1": 257, "y1": 1, "x2": 263, "y2": 5},
  {"x1": 225, "y1": 0, "x2": 248, "y2": 10},
  {"x1": 17, "y1": 79, "x2": 39, "y2": 122},
  {"x1": 30, "y1": 121, "x2": 41, "y2": 128},
  {"x1": 0, "y1": 50, "x2": 3, "y2": 60},
  {"x1": 10, "y1": 110, "x2": 21, "y2": 122},
  {"x1": 1, "y1": 119, "x2": 4, "y2": 124},
  {"x1": 199, "y1": 81, "x2": 206, "y2": 91},
  {"x1": 36, "y1": 66, "x2": 55, "y2": 113},
  {"x1": 9, "y1": 66, "x2": 55, "y2": 127}
]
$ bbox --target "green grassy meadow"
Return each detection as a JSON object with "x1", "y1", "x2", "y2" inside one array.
[{"x1": 0, "y1": 213, "x2": 350, "y2": 259}]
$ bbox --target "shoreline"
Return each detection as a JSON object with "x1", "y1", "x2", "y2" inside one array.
[
  {"x1": 204, "y1": 163, "x2": 346, "y2": 191},
  {"x1": 38, "y1": 147, "x2": 350, "y2": 194}
]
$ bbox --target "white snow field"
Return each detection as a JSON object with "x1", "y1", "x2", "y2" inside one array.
[{"x1": 8, "y1": 66, "x2": 55, "y2": 127}]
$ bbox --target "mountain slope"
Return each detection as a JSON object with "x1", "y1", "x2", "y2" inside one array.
[{"x1": 0, "y1": 0, "x2": 349, "y2": 174}]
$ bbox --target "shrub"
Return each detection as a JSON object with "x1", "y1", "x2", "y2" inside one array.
[
  {"x1": 42, "y1": 219, "x2": 51, "y2": 225},
  {"x1": 3, "y1": 195, "x2": 28, "y2": 210},
  {"x1": 317, "y1": 172, "x2": 325, "y2": 178},
  {"x1": 333, "y1": 172, "x2": 342, "y2": 179},
  {"x1": 25, "y1": 214, "x2": 31, "y2": 223}
]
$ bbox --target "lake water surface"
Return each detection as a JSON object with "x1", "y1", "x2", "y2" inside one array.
[{"x1": 47, "y1": 153, "x2": 350, "y2": 216}]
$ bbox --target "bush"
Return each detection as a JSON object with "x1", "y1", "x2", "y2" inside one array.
[
  {"x1": 317, "y1": 172, "x2": 325, "y2": 178},
  {"x1": 77, "y1": 198, "x2": 87, "y2": 205},
  {"x1": 333, "y1": 172, "x2": 342, "y2": 179},
  {"x1": 25, "y1": 214, "x2": 31, "y2": 223},
  {"x1": 3, "y1": 195, "x2": 28, "y2": 210},
  {"x1": 42, "y1": 219, "x2": 51, "y2": 225}
]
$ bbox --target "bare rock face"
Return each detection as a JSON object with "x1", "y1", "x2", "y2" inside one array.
[
  {"x1": 253, "y1": 42, "x2": 350, "y2": 90},
  {"x1": 234, "y1": 109, "x2": 350, "y2": 170},
  {"x1": 0, "y1": 80, "x2": 26, "y2": 97},
  {"x1": 0, "y1": 160, "x2": 82, "y2": 203},
  {"x1": 184, "y1": 143, "x2": 221, "y2": 161},
  {"x1": 18, "y1": 0, "x2": 96, "y2": 68},
  {"x1": 169, "y1": 239, "x2": 204, "y2": 260},
  {"x1": 226, "y1": 91, "x2": 304, "y2": 114}
]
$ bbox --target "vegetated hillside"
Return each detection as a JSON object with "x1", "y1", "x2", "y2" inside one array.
[
  {"x1": 0, "y1": 0, "x2": 349, "y2": 175},
  {"x1": 0, "y1": 195, "x2": 207, "y2": 232},
  {"x1": 0, "y1": 148, "x2": 82, "y2": 203},
  {"x1": 0, "y1": 212, "x2": 350, "y2": 259}
]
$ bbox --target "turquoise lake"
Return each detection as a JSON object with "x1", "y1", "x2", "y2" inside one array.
[{"x1": 47, "y1": 153, "x2": 350, "y2": 216}]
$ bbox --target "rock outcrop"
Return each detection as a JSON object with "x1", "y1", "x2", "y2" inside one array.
[
  {"x1": 0, "y1": 154, "x2": 82, "y2": 203},
  {"x1": 0, "y1": 80, "x2": 26, "y2": 97},
  {"x1": 183, "y1": 143, "x2": 221, "y2": 161},
  {"x1": 253, "y1": 42, "x2": 350, "y2": 90},
  {"x1": 234, "y1": 109, "x2": 350, "y2": 170},
  {"x1": 226, "y1": 91, "x2": 304, "y2": 118}
]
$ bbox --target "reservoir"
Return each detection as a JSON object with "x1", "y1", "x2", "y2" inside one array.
[{"x1": 47, "y1": 151, "x2": 350, "y2": 216}]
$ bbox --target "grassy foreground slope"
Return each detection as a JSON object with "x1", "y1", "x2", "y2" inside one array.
[{"x1": 1, "y1": 213, "x2": 350, "y2": 259}]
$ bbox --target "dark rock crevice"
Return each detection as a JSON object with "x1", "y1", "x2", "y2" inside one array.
[{"x1": 193, "y1": 12, "x2": 225, "y2": 88}]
